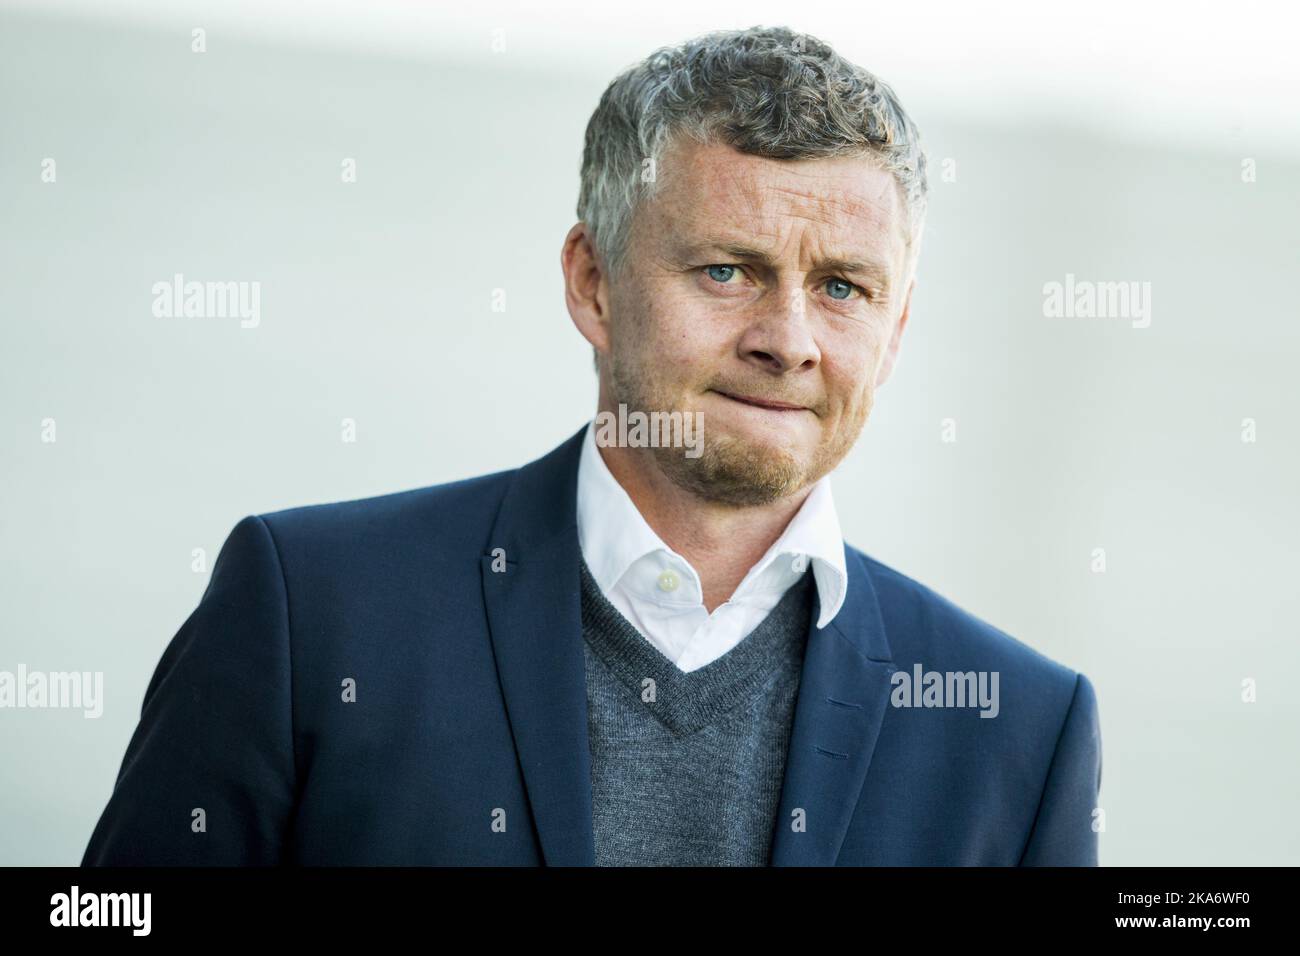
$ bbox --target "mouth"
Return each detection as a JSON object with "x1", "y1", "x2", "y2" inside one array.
[{"x1": 711, "y1": 389, "x2": 809, "y2": 412}]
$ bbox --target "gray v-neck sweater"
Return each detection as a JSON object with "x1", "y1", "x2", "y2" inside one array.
[{"x1": 578, "y1": 556, "x2": 815, "y2": 866}]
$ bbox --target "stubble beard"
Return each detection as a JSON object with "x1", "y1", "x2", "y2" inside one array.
[{"x1": 606, "y1": 349, "x2": 868, "y2": 508}]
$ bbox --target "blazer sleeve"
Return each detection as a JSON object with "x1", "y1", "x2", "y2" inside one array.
[
  {"x1": 1018, "y1": 671, "x2": 1103, "y2": 866},
  {"x1": 81, "y1": 514, "x2": 299, "y2": 865}
]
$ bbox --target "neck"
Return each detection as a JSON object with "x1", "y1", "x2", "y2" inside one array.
[{"x1": 597, "y1": 439, "x2": 811, "y2": 612}]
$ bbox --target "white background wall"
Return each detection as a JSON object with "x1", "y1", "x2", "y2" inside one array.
[{"x1": 1, "y1": 0, "x2": 1297, "y2": 865}]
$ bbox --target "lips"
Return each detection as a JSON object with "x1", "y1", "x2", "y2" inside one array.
[{"x1": 713, "y1": 390, "x2": 808, "y2": 411}]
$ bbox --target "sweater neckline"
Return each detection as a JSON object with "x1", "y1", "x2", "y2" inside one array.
[{"x1": 578, "y1": 556, "x2": 816, "y2": 736}]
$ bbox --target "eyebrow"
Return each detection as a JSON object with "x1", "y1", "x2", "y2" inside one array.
[{"x1": 676, "y1": 237, "x2": 893, "y2": 285}]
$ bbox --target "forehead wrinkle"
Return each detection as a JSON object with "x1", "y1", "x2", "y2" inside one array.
[
  {"x1": 666, "y1": 138, "x2": 900, "y2": 219},
  {"x1": 658, "y1": 147, "x2": 905, "y2": 273},
  {"x1": 679, "y1": 203, "x2": 900, "y2": 278},
  {"x1": 706, "y1": 167, "x2": 900, "y2": 241}
]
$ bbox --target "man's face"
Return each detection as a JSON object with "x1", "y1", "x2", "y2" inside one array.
[{"x1": 598, "y1": 137, "x2": 913, "y2": 507}]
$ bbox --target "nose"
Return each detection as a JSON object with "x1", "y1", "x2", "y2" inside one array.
[{"x1": 736, "y1": 288, "x2": 821, "y2": 374}]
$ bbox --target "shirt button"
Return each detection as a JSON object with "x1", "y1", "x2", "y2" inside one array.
[{"x1": 656, "y1": 569, "x2": 680, "y2": 592}]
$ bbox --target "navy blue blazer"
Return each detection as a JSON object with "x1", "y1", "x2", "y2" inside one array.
[{"x1": 82, "y1": 425, "x2": 1101, "y2": 866}]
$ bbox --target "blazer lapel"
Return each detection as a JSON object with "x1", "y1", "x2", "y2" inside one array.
[
  {"x1": 480, "y1": 426, "x2": 596, "y2": 865},
  {"x1": 769, "y1": 547, "x2": 896, "y2": 865},
  {"x1": 480, "y1": 425, "x2": 897, "y2": 867}
]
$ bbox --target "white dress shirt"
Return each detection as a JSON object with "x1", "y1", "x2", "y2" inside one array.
[{"x1": 575, "y1": 418, "x2": 848, "y2": 673}]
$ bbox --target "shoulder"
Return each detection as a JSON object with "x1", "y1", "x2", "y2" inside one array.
[
  {"x1": 246, "y1": 466, "x2": 518, "y2": 562},
  {"x1": 846, "y1": 543, "x2": 1091, "y2": 708}
]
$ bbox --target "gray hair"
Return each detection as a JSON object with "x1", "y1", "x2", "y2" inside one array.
[{"x1": 576, "y1": 24, "x2": 929, "y2": 285}]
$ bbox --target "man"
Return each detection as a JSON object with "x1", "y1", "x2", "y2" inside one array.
[{"x1": 82, "y1": 25, "x2": 1100, "y2": 867}]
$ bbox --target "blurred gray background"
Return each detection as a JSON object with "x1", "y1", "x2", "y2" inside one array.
[{"x1": 1, "y1": 0, "x2": 1297, "y2": 866}]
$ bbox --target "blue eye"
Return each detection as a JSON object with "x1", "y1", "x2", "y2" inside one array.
[
  {"x1": 703, "y1": 265, "x2": 863, "y2": 302},
  {"x1": 825, "y1": 278, "x2": 856, "y2": 300}
]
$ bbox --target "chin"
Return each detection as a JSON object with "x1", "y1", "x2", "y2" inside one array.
[{"x1": 652, "y1": 431, "x2": 810, "y2": 507}]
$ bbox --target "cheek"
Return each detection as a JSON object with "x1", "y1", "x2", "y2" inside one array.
[
  {"x1": 645, "y1": 298, "x2": 727, "y2": 367},
  {"x1": 821, "y1": 330, "x2": 881, "y2": 410},
  {"x1": 856, "y1": 315, "x2": 895, "y2": 363}
]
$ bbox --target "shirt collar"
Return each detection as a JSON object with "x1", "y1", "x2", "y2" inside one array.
[{"x1": 574, "y1": 418, "x2": 848, "y2": 629}]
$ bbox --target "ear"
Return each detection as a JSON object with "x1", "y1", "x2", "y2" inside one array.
[
  {"x1": 561, "y1": 222, "x2": 611, "y2": 357},
  {"x1": 874, "y1": 277, "x2": 913, "y2": 388}
]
